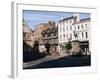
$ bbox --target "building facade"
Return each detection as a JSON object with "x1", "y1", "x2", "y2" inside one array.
[
  {"x1": 41, "y1": 26, "x2": 59, "y2": 56},
  {"x1": 58, "y1": 13, "x2": 91, "y2": 53},
  {"x1": 23, "y1": 20, "x2": 34, "y2": 52},
  {"x1": 41, "y1": 27, "x2": 58, "y2": 45},
  {"x1": 32, "y1": 21, "x2": 56, "y2": 44}
]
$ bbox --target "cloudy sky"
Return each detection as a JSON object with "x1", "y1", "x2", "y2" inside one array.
[{"x1": 23, "y1": 10, "x2": 90, "y2": 29}]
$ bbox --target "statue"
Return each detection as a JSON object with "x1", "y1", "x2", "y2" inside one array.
[{"x1": 73, "y1": 31, "x2": 78, "y2": 40}]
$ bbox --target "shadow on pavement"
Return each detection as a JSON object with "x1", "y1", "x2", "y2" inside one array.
[
  {"x1": 23, "y1": 52, "x2": 46, "y2": 62},
  {"x1": 24, "y1": 55, "x2": 91, "y2": 69}
]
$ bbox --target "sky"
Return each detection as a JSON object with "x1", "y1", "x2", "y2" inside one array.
[{"x1": 23, "y1": 10, "x2": 90, "y2": 29}]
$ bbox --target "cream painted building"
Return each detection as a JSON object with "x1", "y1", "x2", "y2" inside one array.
[{"x1": 58, "y1": 13, "x2": 91, "y2": 53}]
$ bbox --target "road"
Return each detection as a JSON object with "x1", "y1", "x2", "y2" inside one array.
[{"x1": 24, "y1": 55, "x2": 91, "y2": 69}]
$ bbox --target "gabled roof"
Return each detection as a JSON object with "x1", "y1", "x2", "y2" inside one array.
[
  {"x1": 58, "y1": 16, "x2": 76, "y2": 22},
  {"x1": 73, "y1": 18, "x2": 90, "y2": 25},
  {"x1": 23, "y1": 20, "x2": 31, "y2": 33}
]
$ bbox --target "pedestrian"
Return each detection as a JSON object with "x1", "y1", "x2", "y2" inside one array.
[
  {"x1": 39, "y1": 44, "x2": 46, "y2": 53},
  {"x1": 33, "y1": 40, "x2": 39, "y2": 53},
  {"x1": 45, "y1": 42, "x2": 50, "y2": 55},
  {"x1": 56, "y1": 44, "x2": 60, "y2": 56},
  {"x1": 55, "y1": 44, "x2": 60, "y2": 56}
]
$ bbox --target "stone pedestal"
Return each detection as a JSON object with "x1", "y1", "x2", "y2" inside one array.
[{"x1": 71, "y1": 40, "x2": 81, "y2": 55}]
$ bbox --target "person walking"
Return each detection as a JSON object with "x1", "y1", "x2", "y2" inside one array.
[
  {"x1": 33, "y1": 40, "x2": 39, "y2": 53},
  {"x1": 39, "y1": 44, "x2": 46, "y2": 53},
  {"x1": 45, "y1": 42, "x2": 50, "y2": 55}
]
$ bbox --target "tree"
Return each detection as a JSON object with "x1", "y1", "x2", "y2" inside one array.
[{"x1": 65, "y1": 41, "x2": 72, "y2": 54}]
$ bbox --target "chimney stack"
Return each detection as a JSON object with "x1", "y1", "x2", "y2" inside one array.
[{"x1": 74, "y1": 13, "x2": 80, "y2": 22}]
